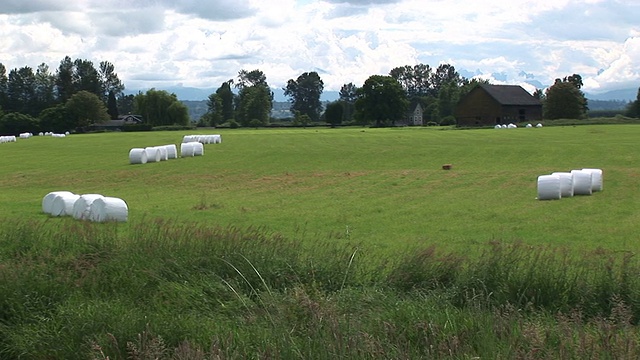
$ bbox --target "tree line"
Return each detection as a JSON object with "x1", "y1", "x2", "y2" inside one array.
[
  {"x1": 2, "y1": 56, "x2": 639, "y2": 135},
  {"x1": 0, "y1": 57, "x2": 189, "y2": 134}
]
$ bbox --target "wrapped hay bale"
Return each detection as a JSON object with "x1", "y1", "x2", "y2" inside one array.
[
  {"x1": 494, "y1": 124, "x2": 502, "y2": 129},
  {"x1": 193, "y1": 142, "x2": 204, "y2": 156},
  {"x1": 50, "y1": 193, "x2": 81, "y2": 216},
  {"x1": 145, "y1": 146, "x2": 161, "y2": 163},
  {"x1": 537, "y1": 174, "x2": 561, "y2": 200},
  {"x1": 213, "y1": 134, "x2": 222, "y2": 143},
  {"x1": 164, "y1": 144, "x2": 178, "y2": 159},
  {"x1": 90, "y1": 197, "x2": 128, "y2": 222},
  {"x1": 182, "y1": 135, "x2": 196, "y2": 143},
  {"x1": 526, "y1": 124, "x2": 533, "y2": 128},
  {"x1": 42, "y1": 191, "x2": 74, "y2": 214},
  {"x1": 507, "y1": 123, "x2": 517, "y2": 128},
  {"x1": 536, "y1": 123, "x2": 543, "y2": 128},
  {"x1": 552, "y1": 172, "x2": 574, "y2": 198},
  {"x1": 72, "y1": 194, "x2": 104, "y2": 220},
  {"x1": 155, "y1": 146, "x2": 168, "y2": 161},
  {"x1": 582, "y1": 168, "x2": 603, "y2": 192},
  {"x1": 571, "y1": 170, "x2": 593, "y2": 195},
  {"x1": 180, "y1": 142, "x2": 195, "y2": 157},
  {"x1": 129, "y1": 148, "x2": 148, "y2": 164}
]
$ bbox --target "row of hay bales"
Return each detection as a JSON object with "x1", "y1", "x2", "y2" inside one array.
[
  {"x1": 129, "y1": 142, "x2": 207, "y2": 164},
  {"x1": 1, "y1": 132, "x2": 68, "y2": 143},
  {"x1": 42, "y1": 191, "x2": 128, "y2": 222},
  {"x1": 537, "y1": 168, "x2": 603, "y2": 200},
  {"x1": 495, "y1": 123, "x2": 543, "y2": 129},
  {"x1": 182, "y1": 134, "x2": 222, "y2": 144},
  {"x1": 0, "y1": 136, "x2": 17, "y2": 143}
]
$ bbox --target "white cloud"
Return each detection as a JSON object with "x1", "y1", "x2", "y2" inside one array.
[{"x1": 0, "y1": 0, "x2": 638, "y2": 99}]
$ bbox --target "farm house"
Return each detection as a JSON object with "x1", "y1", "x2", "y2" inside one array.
[{"x1": 454, "y1": 84, "x2": 542, "y2": 127}]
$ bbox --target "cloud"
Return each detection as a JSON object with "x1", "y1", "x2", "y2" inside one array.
[{"x1": 0, "y1": 0, "x2": 73, "y2": 14}]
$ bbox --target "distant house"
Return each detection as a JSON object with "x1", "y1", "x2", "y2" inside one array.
[
  {"x1": 398, "y1": 102, "x2": 424, "y2": 126},
  {"x1": 91, "y1": 115, "x2": 144, "y2": 131},
  {"x1": 454, "y1": 84, "x2": 542, "y2": 127}
]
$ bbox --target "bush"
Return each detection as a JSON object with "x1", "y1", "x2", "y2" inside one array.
[
  {"x1": 152, "y1": 125, "x2": 196, "y2": 131},
  {"x1": 120, "y1": 123, "x2": 153, "y2": 132},
  {"x1": 426, "y1": 121, "x2": 439, "y2": 127},
  {"x1": 439, "y1": 116, "x2": 457, "y2": 126}
]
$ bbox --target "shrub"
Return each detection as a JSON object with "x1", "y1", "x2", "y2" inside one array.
[{"x1": 439, "y1": 116, "x2": 457, "y2": 126}]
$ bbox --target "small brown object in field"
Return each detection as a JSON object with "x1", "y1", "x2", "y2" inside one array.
[{"x1": 442, "y1": 164, "x2": 452, "y2": 170}]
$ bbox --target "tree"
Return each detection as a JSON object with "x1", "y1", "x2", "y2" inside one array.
[
  {"x1": 235, "y1": 69, "x2": 272, "y2": 126},
  {"x1": 107, "y1": 91, "x2": 119, "y2": 119},
  {"x1": 34, "y1": 63, "x2": 57, "y2": 114},
  {"x1": 117, "y1": 93, "x2": 135, "y2": 115},
  {"x1": 389, "y1": 63, "x2": 432, "y2": 98},
  {"x1": 0, "y1": 63, "x2": 8, "y2": 110},
  {"x1": 284, "y1": 72, "x2": 324, "y2": 122},
  {"x1": 134, "y1": 89, "x2": 189, "y2": 126},
  {"x1": 436, "y1": 80, "x2": 461, "y2": 120},
  {"x1": 626, "y1": 87, "x2": 640, "y2": 118},
  {"x1": 98, "y1": 61, "x2": 124, "y2": 102},
  {"x1": 73, "y1": 59, "x2": 101, "y2": 96},
  {"x1": 6, "y1": 66, "x2": 37, "y2": 116},
  {"x1": 207, "y1": 80, "x2": 234, "y2": 126},
  {"x1": 544, "y1": 76, "x2": 588, "y2": 120},
  {"x1": 65, "y1": 90, "x2": 110, "y2": 128},
  {"x1": 339, "y1": 82, "x2": 359, "y2": 123},
  {"x1": 39, "y1": 104, "x2": 73, "y2": 133},
  {"x1": 354, "y1": 75, "x2": 408, "y2": 127},
  {"x1": 324, "y1": 101, "x2": 344, "y2": 127},
  {"x1": 0, "y1": 112, "x2": 39, "y2": 134},
  {"x1": 431, "y1": 64, "x2": 463, "y2": 97},
  {"x1": 56, "y1": 56, "x2": 75, "y2": 102}
]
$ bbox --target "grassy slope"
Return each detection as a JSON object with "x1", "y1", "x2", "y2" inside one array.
[{"x1": 1, "y1": 125, "x2": 639, "y2": 254}]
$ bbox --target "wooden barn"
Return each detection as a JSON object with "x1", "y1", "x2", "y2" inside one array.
[{"x1": 455, "y1": 84, "x2": 542, "y2": 127}]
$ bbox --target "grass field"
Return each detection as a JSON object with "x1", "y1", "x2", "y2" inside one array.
[
  {"x1": 1, "y1": 125, "x2": 639, "y2": 253},
  {"x1": 2, "y1": 125, "x2": 640, "y2": 359}
]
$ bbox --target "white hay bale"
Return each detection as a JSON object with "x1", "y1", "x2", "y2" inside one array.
[
  {"x1": 38, "y1": 132, "x2": 44, "y2": 136},
  {"x1": 164, "y1": 144, "x2": 178, "y2": 159},
  {"x1": 50, "y1": 193, "x2": 81, "y2": 216},
  {"x1": 90, "y1": 196, "x2": 128, "y2": 222},
  {"x1": 213, "y1": 134, "x2": 221, "y2": 143},
  {"x1": 193, "y1": 142, "x2": 204, "y2": 156},
  {"x1": 65, "y1": 131, "x2": 70, "y2": 135},
  {"x1": 507, "y1": 123, "x2": 517, "y2": 128},
  {"x1": 494, "y1": 124, "x2": 502, "y2": 129},
  {"x1": 571, "y1": 170, "x2": 593, "y2": 195},
  {"x1": 129, "y1": 148, "x2": 148, "y2": 164},
  {"x1": 582, "y1": 168, "x2": 603, "y2": 192},
  {"x1": 156, "y1": 146, "x2": 168, "y2": 161},
  {"x1": 551, "y1": 172, "x2": 574, "y2": 198},
  {"x1": 72, "y1": 194, "x2": 104, "y2": 220},
  {"x1": 536, "y1": 123, "x2": 543, "y2": 128},
  {"x1": 145, "y1": 146, "x2": 161, "y2": 163},
  {"x1": 182, "y1": 135, "x2": 196, "y2": 143},
  {"x1": 180, "y1": 142, "x2": 195, "y2": 157},
  {"x1": 526, "y1": 124, "x2": 533, "y2": 128},
  {"x1": 42, "y1": 191, "x2": 74, "y2": 214},
  {"x1": 537, "y1": 174, "x2": 561, "y2": 200}
]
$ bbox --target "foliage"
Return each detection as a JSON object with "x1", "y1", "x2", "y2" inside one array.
[
  {"x1": 339, "y1": 82, "x2": 358, "y2": 123},
  {"x1": 355, "y1": 75, "x2": 409, "y2": 126},
  {"x1": 65, "y1": 90, "x2": 110, "y2": 128},
  {"x1": 106, "y1": 91, "x2": 118, "y2": 120},
  {"x1": 544, "y1": 74, "x2": 588, "y2": 120},
  {"x1": 0, "y1": 112, "x2": 39, "y2": 134},
  {"x1": 626, "y1": 87, "x2": 640, "y2": 118},
  {"x1": 121, "y1": 123, "x2": 153, "y2": 132},
  {"x1": 151, "y1": 125, "x2": 195, "y2": 131},
  {"x1": 235, "y1": 71, "x2": 272, "y2": 127},
  {"x1": 207, "y1": 81, "x2": 235, "y2": 127},
  {"x1": 134, "y1": 89, "x2": 190, "y2": 126},
  {"x1": 284, "y1": 71, "x2": 324, "y2": 122},
  {"x1": 439, "y1": 115, "x2": 456, "y2": 126},
  {"x1": 324, "y1": 101, "x2": 344, "y2": 127},
  {"x1": 39, "y1": 104, "x2": 74, "y2": 133}
]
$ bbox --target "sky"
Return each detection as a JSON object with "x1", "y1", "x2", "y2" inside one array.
[{"x1": 0, "y1": 0, "x2": 639, "y2": 100}]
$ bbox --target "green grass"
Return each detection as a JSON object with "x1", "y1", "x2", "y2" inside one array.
[{"x1": 1, "y1": 125, "x2": 639, "y2": 254}]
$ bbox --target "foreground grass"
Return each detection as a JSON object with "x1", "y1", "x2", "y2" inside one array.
[{"x1": 1, "y1": 219, "x2": 640, "y2": 359}]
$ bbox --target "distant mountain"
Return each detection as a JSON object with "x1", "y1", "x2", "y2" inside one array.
[
  {"x1": 128, "y1": 86, "x2": 340, "y2": 102},
  {"x1": 585, "y1": 88, "x2": 637, "y2": 101}
]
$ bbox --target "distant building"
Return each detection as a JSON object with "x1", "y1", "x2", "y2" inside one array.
[
  {"x1": 90, "y1": 115, "x2": 144, "y2": 131},
  {"x1": 455, "y1": 84, "x2": 542, "y2": 127},
  {"x1": 397, "y1": 101, "x2": 424, "y2": 126}
]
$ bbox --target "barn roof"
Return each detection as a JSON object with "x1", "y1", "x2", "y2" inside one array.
[{"x1": 479, "y1": 84, "x2": 541, "y2": 106}]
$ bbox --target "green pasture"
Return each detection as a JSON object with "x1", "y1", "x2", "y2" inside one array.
[{"x1": 1, "y1": 125, "x2": 638, "y2": 254}]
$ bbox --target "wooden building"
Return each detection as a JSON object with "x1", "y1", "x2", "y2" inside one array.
[{"x1": 455, "y1": 84, "x2": 542, "y2": 127}]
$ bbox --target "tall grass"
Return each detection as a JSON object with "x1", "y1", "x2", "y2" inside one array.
[{"x1": 1, "y1": 219, "x2": 640, "y2": 359}]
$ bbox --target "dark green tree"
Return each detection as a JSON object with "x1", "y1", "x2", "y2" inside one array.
[
  {"x1": 134, "y1": 89, "x2": 189, "y2": 126},
  {"x1": 65, "y1": 90, "x2": 110, "y2": 128},
  {"x1": 73, "y1": 59, "x2": 101, "y2": 96},
  {"x1": 206, "y1": 93, "x2": 223, "y2": 126},
  {"x1": 98, "y1": 61, "x2": 124, "y2": 102},
  {"x1": 0, "y1": 112, "x2": 39, "y2": 134},
  {"x1": 39, "y1": 104, "x2": 73, "y2": 133},
  {"x1": 284, "y1": 71, "x2": 324, "y2": 122},
  {"x1": 235, "y1": 69, "x2": 272, "y2": 126},
  {"x1": 207, "y1": 80, "x2": 234, "y2": 126},
  {"x1": 34, "y1": 63, "x2": 57, "y2": 114},
  {"x1": 0, "y1": 63, "x2": 8, "y2": 110},
  {"x1": 6, "y1": 66, "x2": 37, "y2": 116},
  {"x1": 324, "y1": 101, "x2": 344, "y2": 128},
  {"x1": 117, "y1": 94, "x2": 135, "y2": 115},
  {"x1": 354, "y1": 75, "x2": 408, "y2": 127},
  {"x1": 431, "y1": 63, "x2": 463, "y2": 97},
  {"x1": 544, "y1": 76, "x2": 588, "y2": 120},
  {"x1": 389, "y1": 63, "x2": 432, "y2": 98},
  {"x1": 339, "y1": 82, "x2": 358, "y2": 123},
  {"x1": 56, "y1": 56, "x2": 75, "y2": 102},
  {"x1": 107, "y1": 91, "x2": 119, "y2": 119},
  {"x1": 436, "y1": 80, "x2": 461, "y2": 120},
  {"x1": 624, "y1": 87, "x2": 640, "y2": 118}
]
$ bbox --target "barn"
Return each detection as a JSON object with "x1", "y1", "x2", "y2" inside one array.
[{"x1": 454, "y1": 84, "x2": 542, "y2": 127}]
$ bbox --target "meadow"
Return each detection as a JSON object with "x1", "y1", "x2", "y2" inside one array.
[{"x1": 1, "y1": 124, "x2": 640, "y2": 359}]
